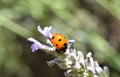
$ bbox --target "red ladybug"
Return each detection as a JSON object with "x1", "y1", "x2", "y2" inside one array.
[{"x1": 50, "y1": 33, "x2": 68, "y2": 52}]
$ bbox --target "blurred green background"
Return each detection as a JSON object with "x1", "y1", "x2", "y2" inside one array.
[{"x1": 0, "y1": 0, "x2": 120, "y2": 77}]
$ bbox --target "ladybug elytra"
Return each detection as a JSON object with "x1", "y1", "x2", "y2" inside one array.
[{"x1": 50, "y1": 33, "x2": 68, "y2": 52}]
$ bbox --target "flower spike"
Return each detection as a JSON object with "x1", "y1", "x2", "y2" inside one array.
[{"x1": 28, "y1": 26, "x2": 110, "y2": 77}]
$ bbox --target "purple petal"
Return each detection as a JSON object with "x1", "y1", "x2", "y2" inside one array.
[
  {"x1": 27, "y1": 37, "x2": 56, "y2": 53},
  {"x1": 27, "y1": 38, "x2": 43, "y2": 52},
  {"x1": 30, "y1": 43, "x2": 39, "y2": 52},
  {"x1": 37, "y1": 25, "x2": 52, "y2": 39}
]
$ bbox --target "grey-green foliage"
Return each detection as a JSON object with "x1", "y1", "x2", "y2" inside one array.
[
  {"x1": 0, "y1": 27, "x2": 31, "y2": 77},
  {"x1": 95, "y1": 0, "x2": 120, "y2": 20}
]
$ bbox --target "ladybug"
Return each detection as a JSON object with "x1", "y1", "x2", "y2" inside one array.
[{"x1": 50, "y1": 33, "x2": 68, "y2": 52}]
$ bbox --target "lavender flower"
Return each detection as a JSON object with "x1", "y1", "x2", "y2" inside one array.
[
  {"x1": 37, "y1": 25, "x2": 52, "y2": 39},
  {"x1": 27, "y1": 26, "x2": 110, "y2": 77}
]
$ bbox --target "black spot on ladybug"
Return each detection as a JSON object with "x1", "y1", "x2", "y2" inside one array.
[
  {"x1": 64, "y1": 43, "x2": 67, "y2": 47},
  {"x1": 52, "y1": 36, "x2": 55, "y2": 39},
  {"x1": 63, "y1": 46, "x2": 67, "y2": 52},
  {"x1": 56, "y1": 44, "x2": 58, "y2": 46},
  {"x1": 58, "y1": 39, "x2": 61, "y2": 41}
]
